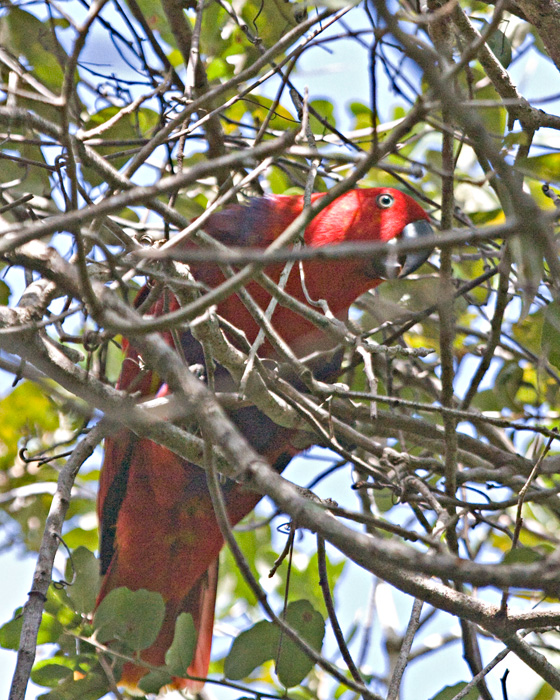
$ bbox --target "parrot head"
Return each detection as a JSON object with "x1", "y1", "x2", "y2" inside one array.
[
  {"x1": 201, "y1": 187, "x2": 434, "y2": 348},
  {"x1": 303, "y1": 187, "x2": 433, "y2": 281}
]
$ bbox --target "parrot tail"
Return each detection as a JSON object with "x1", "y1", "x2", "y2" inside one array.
[{"x1": 102, "y1": 560, "x2": 219, "y2": 692}]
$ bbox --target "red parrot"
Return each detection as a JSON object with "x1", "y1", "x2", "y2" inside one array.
[{"x1": 96, "y1": 188, "x2": 432, "y2": 690}]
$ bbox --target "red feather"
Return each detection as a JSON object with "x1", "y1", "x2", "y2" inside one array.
[{"x1": 96, "y1": 188, "x2": 431, "y2": 689}]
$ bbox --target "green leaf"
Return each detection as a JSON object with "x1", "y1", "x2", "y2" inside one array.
[
  {"x1": 0, "y1": 141, "x2": 53, "y2": 197},
  {"x1": 0, "y1": 611, "x2": 23, "y2": 649},
  {"x1": 32, "y1": 668, "x2": 110, "y2": 700},
  {"x1": 93, "y1": 587, "x2": 165, "y2": 651},
  {"x1": 138, "y1": 668, "x2": 174, "y2": 693},
  {"x1": 475, "y1": 83, "x2": 506, "y2": 137},
  {"x1": 224, "y1": 600, "x2": 325, "y2": 687},
  {"x1": 471, "y1": 389, "x2": 501, "y2": 413},
  {"x1": 276, "y1": 600, "x2": 325, "y2": 688},
  {"x1": 46, "y1": 583, "x2": 74, "y2": 621},
  {"x1": 221, "y1": 522, "x2": 274, "y2": 607},
  {"x1": 62, "y1": 527, "x2": 99, "y2": 552},
  {"x1": 374, "y1": 487, "x2": 396, "y2": 514},
  {"x1": 512, "y1": 308, "x2": 544, "y2": 356},
  {"x1": 0, "y1": 280, "x2": 10, "y2": 305},
  {"x1": 532, "y1": 681, "x2": 556, "y2": 700},
  {"x1": 309, "y1": 99, "x2": 336, "y2": 135},
  {"x1": 508, "y1": 234, "x2": 544, "y2": 318},
  {"x1": 494, "y1": 362, "x2": 524, "y2": 411},
  {"x1": 484, "y1": 24, "x2": 512, "y2": 67},
  {"x1": 31, "y1": 658, "x2": 74, "y2": 688},
  {"x1": 165, "y1": 612, "x2": 197, "y2": 676},
  {"x1": 266, "y1": 166, "x2": 290, "y2": 194},
  {"x1": 349, "y1": 101, "x2": 373, "y2": 131},
  {"x1": 246, "y1": 95, "x2": 296, "y2": 132},
  {"x1": 519, "y1": 154, "x2": 560, "y2": 184},
  {"x1": 429, "y1": 682, "x2": 478, "y2": 700},
  {"x1": 503, "y1": 131, "x2": 530, "y2": 149},
  {"x1": 82, "y1": 106, "x2": 159, "y2": 186},
  {"x1": 0, "y1": 381, "x2": 60, "y2": 471},
  {"x1": 0, "y1": 610, "x2": 62, "y2": 650},
  {"x1": 241, "y1": 0, "x2": 301, "y2": 46},
  {"x1": 224, "y1": 619, "x2": 278, "y2": 680},
  {"x1": 543, "y1": 301, "x2": 560, "y2": 370},
  {"x1": 270, "y1": 552, "x2": 345, "y2": 616},
  {"x1": 502, "y1": 547, "x2": 544, "y2": 565},
  {"x1": 0, "y1": 8, "x2": 66, "y2": 90},
  {"x1": 206, "y1": 56, "x2": 229, "y2": 82},
  {"x1": 38, "y1": 613, "x2": 64, "y2": 645},
  {"x1": 65, "y1": 547, "x2": 100, "y2": 615},
  {"x1": 124, "y1": 0, "x2": 178, "y2": 48}
]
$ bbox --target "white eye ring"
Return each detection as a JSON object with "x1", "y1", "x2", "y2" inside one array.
[{"x1": 376, "y1": 193, "x2": 394, "y2": 209}]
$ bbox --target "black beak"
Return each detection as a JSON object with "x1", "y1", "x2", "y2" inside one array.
[
  {"x1": 397, "y1": 219, "x2": 434, "y2": 278},
  {"x1": 364, "y1": 219, "x2": 434, "y2": 280}
]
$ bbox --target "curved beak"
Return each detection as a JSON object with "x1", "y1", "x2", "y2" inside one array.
[
  {"x1": 397, "y1": 219, "x2": 434, "y2": 278},
  {"x1": 364, "y1": 219, "x2": 434, "y2": 280}
]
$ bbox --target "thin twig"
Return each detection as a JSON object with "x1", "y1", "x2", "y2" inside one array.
[
  {"x1": 317, "y1": 536, "x2": 365, "y2": 687},
  {"x1": 387, "y1": 598, "x2": 423, "y2": 700}
]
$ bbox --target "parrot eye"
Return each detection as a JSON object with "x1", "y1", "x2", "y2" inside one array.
[{"x1": 376, "y1": 193, "x2": 394, "y2": 209}]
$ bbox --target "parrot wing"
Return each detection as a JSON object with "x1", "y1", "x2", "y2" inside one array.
[{"x1": 96, "y1": 189, "x2": 433, "y2": 690}]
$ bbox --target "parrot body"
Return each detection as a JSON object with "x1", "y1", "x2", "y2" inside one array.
[{"x1": 96, "y1": 188, "x2": 432, "y2": 689}]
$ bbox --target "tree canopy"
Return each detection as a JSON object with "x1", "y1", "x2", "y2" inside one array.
[{"x1": 2, "y1": 0, "x2": 560, "y2": 699}]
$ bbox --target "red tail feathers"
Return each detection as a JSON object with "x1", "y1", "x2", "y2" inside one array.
[{"x1": 96, "y1": 189, "x2": 432, "y2": 689}]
